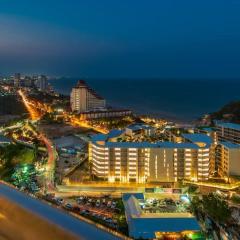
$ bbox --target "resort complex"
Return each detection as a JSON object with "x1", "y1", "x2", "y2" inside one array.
[
  {"x1": 1, "y1": 78, "x2": 240, "y2": 239},
  {"x1": 70, "y1": 80, "x2": 106, "y2": 113},
  {"x1": 1, "y1": 2, "x2": 240, "y2": 239}
]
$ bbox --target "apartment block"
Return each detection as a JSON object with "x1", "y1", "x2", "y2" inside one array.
[
  {"x1": 215, "y1": 141, "x2": 240, "y2": 178},
  {"x1": 89, "y1": 130, "x2": 212, "y2": 183},
  {"x1": 216, "y1": 122, "x2": 240, "y2": 144}
]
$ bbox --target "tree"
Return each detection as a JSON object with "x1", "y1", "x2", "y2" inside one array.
[{"x1": 202, "y1": 193, "x2": 231, "y2": 223}]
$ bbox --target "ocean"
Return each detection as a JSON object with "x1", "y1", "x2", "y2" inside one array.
[{"x1": 50, "y1": 78, "x2": 240, "y2": 123}]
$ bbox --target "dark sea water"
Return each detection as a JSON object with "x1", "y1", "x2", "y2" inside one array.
[{"x1": 50, "y1": 78, "x2": 240, "y2": 123}]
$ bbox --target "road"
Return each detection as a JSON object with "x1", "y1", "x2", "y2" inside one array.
[
  {"x1": 18, "y1": 89, "x2": 41, "y2": 120},
  {"x1": 39, "y1": 133, "x2": 56, "y2": 191},
  {"x1": 0, "y1": 121, "x2": 23, "y2": 133},
  {"x1": 0, "y1": 182, "x2": 123, "y2": 240},
  {"x1": 69, "y1": 115, "x2": 109, "y2": 134},
  {"x1": 57, "y1": 185, "x2": 146, "y2": 197},
  {"x1": 18, "y1": 89, "x2": 57, "y2": 192},
  {"x1": 184, "y1": 180, "x2": 240, "y2": 191}
]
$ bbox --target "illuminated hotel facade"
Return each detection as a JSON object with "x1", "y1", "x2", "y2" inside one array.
[
  {"x1": 70, "y1": 80, "x2": 106, "y2": 113},
  {"x1": 89, "y1": 130, "x2": 212, "y2": 183},
  {"x1": 215, "y1": 141, "x2": 240, "y2": 178}
]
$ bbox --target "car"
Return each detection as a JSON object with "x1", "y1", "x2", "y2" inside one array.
[
  {"x1": 105, "y1": 218, "x2": 113, "y2": 223},
  {"x1": 80, "y1": 209, "x2": 89, "y2": 215},
  {"x1": 76, "y1": 196, "x2": 84, "y2": 202},
  {"x1": 45, "y1": 193, "x2": 55, "y2": 200},
  {"x1": 80, "y1": 210, "x2": 86, "y2": 214},
  {"x1": 107, "y1": 201, "x2": 112, "y2": 207},
  {"x1": 64, "y1": 203, "x2": 73, "y2": 210},
  {"x1": 96, "y1": 201, "x2": 101, "y2": 207},
  {"x1": 72, "y1": 206, "x2": 81, "y2": 213},
  {"x1": 91, "y1": 212, "x2": 98, "y2": 217},
  {"x1": 56, "y1": 198, "x2": 64, "y2": 204}
]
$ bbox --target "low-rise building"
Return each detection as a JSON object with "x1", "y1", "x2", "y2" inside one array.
[
  {"x1": 123, "y1": 193, "x2": 200, "y2": 239},
  {"x1": 78, "y1": 109, "x2": 132, "y2": 120}
]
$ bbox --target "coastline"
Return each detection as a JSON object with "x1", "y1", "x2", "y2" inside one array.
[{"x1": 49, "y1": 78, "x2": 240, "y2": 124}]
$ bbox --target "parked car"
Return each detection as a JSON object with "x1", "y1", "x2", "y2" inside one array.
[{"x1": 64, "y1": 203, "x2": 73, "y2": 210}]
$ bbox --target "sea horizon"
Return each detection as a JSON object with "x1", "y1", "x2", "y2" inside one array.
[{"x1": 50, "y1": 78, "x2": 240, "y2": 123}]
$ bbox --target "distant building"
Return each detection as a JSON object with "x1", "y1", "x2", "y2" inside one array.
[
  {"x1": 35, "y1": 75, "x2": 48, "y2": 91},
  {"x1": 125, "y1": 124, "x2": 156, "y2": 137},
  {"x1": 70, "y1": 80, "x2": 106, "y2": 113},
  {"x1": 215, "y1": 141, "x2": 240, "y2": 178},
  {"x1": 14, "y1": 73, "x2": 21, "y2": 87},
  {"x1": 165, "y1": 128, "x2": 183, "y2": 143},
  {"x1": 23, "y1": 76, "x2": 34, "y2": 87},
  {"x1": 216, "y1": 122, "x2": 240, "y2": 144},
  {"x1": 79, "y1": 109, "x2": 132, "y2": 120},
  {"x1": 89, "y1": 130, "x2": 212, "y2": 183}
]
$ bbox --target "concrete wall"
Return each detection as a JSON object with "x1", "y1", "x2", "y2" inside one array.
[
  {"x1": 229, "y1": 149, "x2": 240, "y2": 176},
  {"x1": 148, "y1": 148, "x2": 175, "y2": 182},
  {"x1": 0, "y1": 197, "x2": 78, "y2": 240}
]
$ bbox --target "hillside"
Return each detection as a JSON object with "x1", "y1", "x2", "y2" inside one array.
[
  {"x1": 210, "y1": 101, "x2": 240, "y2": 123},
  {"x1": 0, "y1": 95, "x2": 27, "y2": 115}
]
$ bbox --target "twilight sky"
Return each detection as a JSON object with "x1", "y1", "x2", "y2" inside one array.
[{"x1": 1, "y1": 0, "x2": 240, "y2": 78}]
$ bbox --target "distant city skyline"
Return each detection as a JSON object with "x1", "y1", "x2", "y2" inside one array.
[{"x1": 1, "y1": 1, "x2": 240, "y2": 79}]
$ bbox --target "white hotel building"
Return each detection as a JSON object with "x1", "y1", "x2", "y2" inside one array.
[
  {"x1": 70, "y1": 80, "x2": 106, "y2": 113},
  {"x1": 89, "y1": 130, "x2": 212, "y2": 183}
]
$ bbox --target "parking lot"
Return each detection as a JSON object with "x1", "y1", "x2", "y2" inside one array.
[{"x1": 43, "y1": 194, "x2": 127, "y2": 233}]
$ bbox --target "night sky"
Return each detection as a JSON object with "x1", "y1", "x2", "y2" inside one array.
[{"x1": 1, "y1": 0, "x2": 240, "y2": 78}]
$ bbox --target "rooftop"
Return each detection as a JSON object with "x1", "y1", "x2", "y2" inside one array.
[
  {"x1": 123, "y1": 193, "x2": 200, "y2": 239},
  {"x1": 216, "y1": 122, "x2": 240, "y2": 131},
  {"x1": 104, "y1": 141, "x2": 199, "y2": 149},
  {"x1": 74, "y1": 80, "x2": 104, "y2": 100},
  {"x1": 201, "y1": 127, "x2": 214, "y2": 132},
  {"x1": 107, "y1": 129, "x2": 125, "y2": 139},
  {"x1": 220, "y1": 141, "x2": 240, "y2": 149},
  {"x1": 91, "y1": 130, "x2": 205, "y2": 149},
  {"x1": 182, "y1": 133, "x2": 212, "y2": 147}
]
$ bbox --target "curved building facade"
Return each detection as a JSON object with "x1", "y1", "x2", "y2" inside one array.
[{"x1": 89, "y1": 130, "x2": 212, "y2": 183}]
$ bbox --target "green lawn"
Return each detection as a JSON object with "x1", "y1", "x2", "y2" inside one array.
[
  {"x1": 0, "y1": 144, "x2": 36, "y2": 179},
  {"x1": 18, "y1": 148, "x2": 35, "y2": 164}
]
